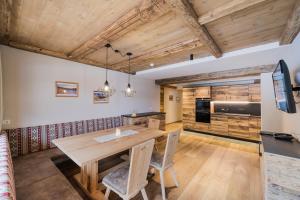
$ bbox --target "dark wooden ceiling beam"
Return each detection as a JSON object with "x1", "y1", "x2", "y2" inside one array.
[
  {"x1": 155, "y1": 65, "x2": 275, "y2": 85},
  {"x1": 0, "y1": 0, "x2": 12, "y2": 44},
  {"x1": 68, "y1": 0, "x2": 169, "y2": 59},
  {"x1": 111, "y1": 39, "x2": 203, "y2": 71},
  {"x1": 198, "y1": 0, "x2": 268, "y2": 25},
  {"x1": 280, "y1": 1, "x2": 300, "y2": 45},
  {"x1": 165, "y1": 0, "x2": 222, "y2": 58}
]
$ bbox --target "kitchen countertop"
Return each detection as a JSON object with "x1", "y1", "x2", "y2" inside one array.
[
  {"x1": 260, "y1": 132, "x2": 300, "y2": 199},
  {"x1": 122, "y1": 112, "x2": 165, "y2": 118},
  {"x1": 261, "y1": 132, "x2": 300, "y2": 159}
]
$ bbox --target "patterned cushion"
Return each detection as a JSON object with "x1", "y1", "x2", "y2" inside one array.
[
  {"x1": 0, "y1": 132, "x2": 16, "y2": 200},
  {"x1": 103, "y1": 165, "x2": 129, "y2": 195},
  {"x1": 4, "y1": 116, "x2": 125, "y2": 157},
  {"x1": 150, "y1": 151, "x2": 164, "y2": 168}
]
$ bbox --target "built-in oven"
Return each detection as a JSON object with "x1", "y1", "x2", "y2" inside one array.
[{"x1": 195, "y1": 99, "x2": 211, "y2": 123}]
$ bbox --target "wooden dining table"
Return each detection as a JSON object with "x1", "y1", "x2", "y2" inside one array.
[{"x1": 52, "y1": 125, "x2": 164, "y2": 199}]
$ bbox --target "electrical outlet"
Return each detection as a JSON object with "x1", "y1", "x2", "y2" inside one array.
[{"x1": 2, "y1": 120, "x2": 11, "y2": 125}]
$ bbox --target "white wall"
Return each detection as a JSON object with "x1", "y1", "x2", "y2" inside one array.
[
  {"x1": 0, "y1": 45, "x2": 160, "y2": 128},
  {"x1": 260, "y1": 73, "x2": 283, "y2": 132},
  {"x1": 164, "y1": 87, "x2": 182, "y2": 124},
  {"x1": 279, "y1": 37, "x2": 300, "y2": 140}
]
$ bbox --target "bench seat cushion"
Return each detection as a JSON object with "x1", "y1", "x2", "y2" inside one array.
[{"x1": 0, "y1": 132, "x2": 16, "y2": 200}]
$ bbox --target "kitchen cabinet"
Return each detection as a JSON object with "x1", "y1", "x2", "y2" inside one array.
[
  {"x1": 195, "y1": 86, "x2": 211, "y2": 99},
  {"x1": 195, "y1": 122, "x2": 210, "y2": 132},
  {"x1": 210, "y1": 114, "x2": 228, "y2": 135},
  {"x1": 228, "y1": 116, "x2": 250, "y2": 138},
  {"x1": 212, "y1": 84, "x2": 260, "y2": 102},
  {"x1": 249, "y1": 83, "x2": 261, "y2": 102},
  {"x1": 211, "y1": 86, "x2": 229, "y2": 101},
  {"x1": 227, "y1": 85, "x2": 249, "y2": 101},
  {"x1": 249, "y1": 116, "x2": 261, "y2": 139},
  {"x1": 182, "y1": 88, "x2": 196, "y2": 129}
]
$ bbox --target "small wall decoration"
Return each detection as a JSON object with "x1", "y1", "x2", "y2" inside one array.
[
  {"x1": 169, "y1": 95, "x2": 174, "y2": 101},
  {"x1": 55, "y1": 81, "x2": 79, "y2": 97},
  {"x1": 93, "y1": 91, "x2": 109, "y2": 103}
]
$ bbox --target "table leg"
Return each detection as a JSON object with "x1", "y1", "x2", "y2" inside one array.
[
  {"x1": 76, "y1": 161, "x2": 105, "y2": 199},
  {"x1": 80, "y1": 165, "x2": 88, "y2": 189},
  {"x1": 81, "y1": 161, "x2": 99, "y2": 193},
  {"x1": 89, "y1": 160, "x2": 99, "y2": 193}
]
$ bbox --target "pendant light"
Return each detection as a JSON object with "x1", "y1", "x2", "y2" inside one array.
[
  {"x1": 100, "y1": 43, "x2": 115, "y2": 97},
  {"x1": 124, "y1": 52, "x2": 136, "y2": 97}
]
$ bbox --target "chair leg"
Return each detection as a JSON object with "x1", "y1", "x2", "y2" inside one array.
[
  {"x1": 159, "y1": 170, "x2": 167, "y2": 200},
  {"x1": 170, "y1": 166, "x2": 179, "y2": 187},
  {"x1": 104, "y1": 188, "x2": 110, "y2": 199},
  {"x1": 141, "y1": 188, "x2": 149, "y2": 200},
  {"x1": 154, "y1": 144, "x2": 159, "y2": 151}
]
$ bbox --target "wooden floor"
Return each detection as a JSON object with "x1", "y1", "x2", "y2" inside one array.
[
  {"x1": 14, "y1": 122, "x2": 262, "y2": 200},
  {"x1": 156, "y1": 122, "x2": 262, "y2": 200}
]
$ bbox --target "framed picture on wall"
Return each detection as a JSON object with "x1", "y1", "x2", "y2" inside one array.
[
  {"x1": 169, "y1": 95, "x2": 173, "y2": 101},
  {"x1": 55, "y1": 81, "x2": 79, "y2": 97},
  {"x1": 93, "y1": 91, "x2": 109, "y2": 103}
]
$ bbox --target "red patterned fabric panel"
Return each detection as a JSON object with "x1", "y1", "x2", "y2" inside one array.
[
  {"x1": 0, "y1": 132, "x2": 16, "y2": 200},
  {"x1": 4, "y1": 116, "x2": 125, "y2": 157}
]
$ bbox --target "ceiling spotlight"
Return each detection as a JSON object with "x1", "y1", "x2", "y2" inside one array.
[{"x1": 150, "y1": 63, "x2": 155, "y2": 67}]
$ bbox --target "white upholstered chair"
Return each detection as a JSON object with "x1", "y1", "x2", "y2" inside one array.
[
  {"x1": 103, "y1": 139, "x2": 155, "y2": 200},
  {"x1": 150, "y1": 129, "x2": 180, "y2": 200}
]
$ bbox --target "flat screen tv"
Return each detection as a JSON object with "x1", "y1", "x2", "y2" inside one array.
[{"x1": 272, "y1": 59, "x2": 296, "y2": 113}]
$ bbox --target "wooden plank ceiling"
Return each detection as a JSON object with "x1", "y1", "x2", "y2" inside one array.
[{"x1": 0, "y1": 0, "x2": 299, "y2": 73}]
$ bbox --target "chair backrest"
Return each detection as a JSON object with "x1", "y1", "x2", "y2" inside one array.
[
  {"x1": 162, "y1": 129, "x2": 180, "y2": 169},
  {"x1": 127, "y1": 139, "x2": 155, "y2": 195},
  {"x1": 148, "y1": 118, "x2": 160, "y2": 130}
]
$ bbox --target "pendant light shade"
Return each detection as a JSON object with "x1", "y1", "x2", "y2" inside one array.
[
  {"x1": 100, "y1": 43, "x2": 115, "y2": 97},
  {"x1": 124, "y1": 52, "x2": 136, "y2": 97}
]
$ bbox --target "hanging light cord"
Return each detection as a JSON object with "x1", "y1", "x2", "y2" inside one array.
[
  {"x1": 105, "y1": 43, "x2": 133, "y2": 75},
  {"x1": 109, "y1": 46, "x2": 127, "y2": 58},
  {"x1": 128, "y1": 55, "x2": 131, "y2": 84},
  {"x1": 105, "y1": 46, "x2": 108, "y2": 81}
]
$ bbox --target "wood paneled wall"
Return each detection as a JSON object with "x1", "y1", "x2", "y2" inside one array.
[{"x1": 160, "y1": 86, "x2": 164, "y2": 112}]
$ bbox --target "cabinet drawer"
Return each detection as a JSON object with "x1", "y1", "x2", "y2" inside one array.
[
  {"x1": 195, "y1": 122, "x2": 209, "y2": 132},
  {"x1": 228, "y1": 116, "x2": 250, "y2": 137},
  {"x1": 249, "y1": 117, "x2": 261, "y2": 139},
  {"x1": 210, "y1": 115, "x2": 228, "y2": 135}
]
